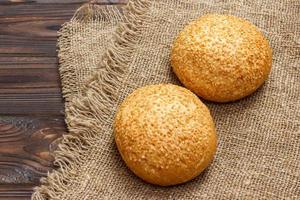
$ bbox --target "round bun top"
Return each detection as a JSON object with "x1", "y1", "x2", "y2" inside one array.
[
  {"x1": 114, "y1": 84, "x2": 217, "y2": 186},
  {"x1": 171, "y1": 14, "x2": 272, "y2": 102}
]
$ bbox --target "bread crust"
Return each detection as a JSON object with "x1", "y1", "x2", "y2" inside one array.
[
  {"x1": 171, "y1": 14, "x2": 272, "y2": 102},
  {"x1": 114, "y1": 84, "x2": 217, "y2": 186}
]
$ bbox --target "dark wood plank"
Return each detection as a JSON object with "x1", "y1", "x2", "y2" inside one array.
[
  {"x1": 0, "y1": 3, "x2": 78, "y2": 116},
  {"x1": 0, "y1": 57, "x2": 63, "y2": 115},
  {"x1": 0, "y1": 57, "x2": 57, "y2": 69},
  {"x1": 0, "y1": 65, "x2": 64, "y2": 116},
  {"x1": 0, "y1": 1, "x2": 126, "y2": 115},
  {"x1": 0, "y1": 1, "x2": 127, "y2": 57},
  {"x1": 0, "y1": 0, "x2": 126, "y2": 199},
  {"x1": 0, "y1": 5, "x2": 81, "y2": 57},
  {"x1": 0, "y1": 184, "x2": 33, "y2": 200},
  {"x1": 0, "y1": 117, "x2": 66, "y2": 198},
  {"x1": 0, "y1": 117, "x2": 66, "y2": 184}
]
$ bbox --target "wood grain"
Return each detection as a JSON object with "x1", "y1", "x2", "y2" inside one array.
[
  {"x1": 0, "y1": 184, "x2": 34, "y2": 200},
  {"x1": 0, "y1": 117, "x2": 66, "y2": 184},
  {"x1": 0, "y1": 2, "x2": 75, "y2": 116},
  {"x1": 0, "y1": 1, "x2": 126, "y2": 115},
  {"x1": 0, "y1": 117, "x2": 66, "y2": 199},
  {"x1": 0, "y1": 0, "x2": 126, "y2": 199}
]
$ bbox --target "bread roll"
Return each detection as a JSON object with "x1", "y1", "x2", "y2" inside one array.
[
  {"x1": 171, "y1": 14, "x2": 272, "y2": 102},
  {"x1": 114, "y1": 84, "x2": 217, "y2": 186}
]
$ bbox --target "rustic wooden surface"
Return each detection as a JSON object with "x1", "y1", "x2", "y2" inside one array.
[{"x1": 0, "y1": 0, "x2": 126, "y2": 199}]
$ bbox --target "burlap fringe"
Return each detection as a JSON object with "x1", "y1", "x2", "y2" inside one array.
[
  {"x1": 57, "y1": 4, "x2": 124, "y2": 100},
  {"x1": 31, "y1": 1, "x2": 151, "y2": 199}
]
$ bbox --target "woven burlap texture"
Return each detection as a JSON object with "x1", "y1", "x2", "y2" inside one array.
[{"x1": 33, "y1": 0, "x2": 300, "y2": 199}]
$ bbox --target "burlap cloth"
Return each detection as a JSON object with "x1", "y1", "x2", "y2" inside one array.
[{"x1": 33, "y1": 0, "x2": 300, "y2": 199}]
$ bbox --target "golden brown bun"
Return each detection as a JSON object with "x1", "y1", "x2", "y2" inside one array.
[
  {"x1": 114, "y1": 84, "x2": 217, "y2": 186},
  {"x1": 171, "y1": 14, "x2": 272, "y2": 102}
]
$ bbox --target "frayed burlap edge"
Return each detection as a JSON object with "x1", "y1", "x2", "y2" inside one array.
[
  {"x1": 31, "y1": 1, "x2": 151, "y2": 199},
  {"x1": 57, "y1": 4, "x2": 124, "y2": 101}
]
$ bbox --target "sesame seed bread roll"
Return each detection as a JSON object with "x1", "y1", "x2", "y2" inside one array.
[
  {"x1": 114, "y1": 84, "x2": 217, "y2": 186},
  {"x1": 171, "y1": 14, "x2": 272, "y2": 102}
]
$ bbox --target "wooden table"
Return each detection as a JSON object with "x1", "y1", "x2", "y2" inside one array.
[{"x1": 0, "y1": 0, "x2": 125, "y2": 199}]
